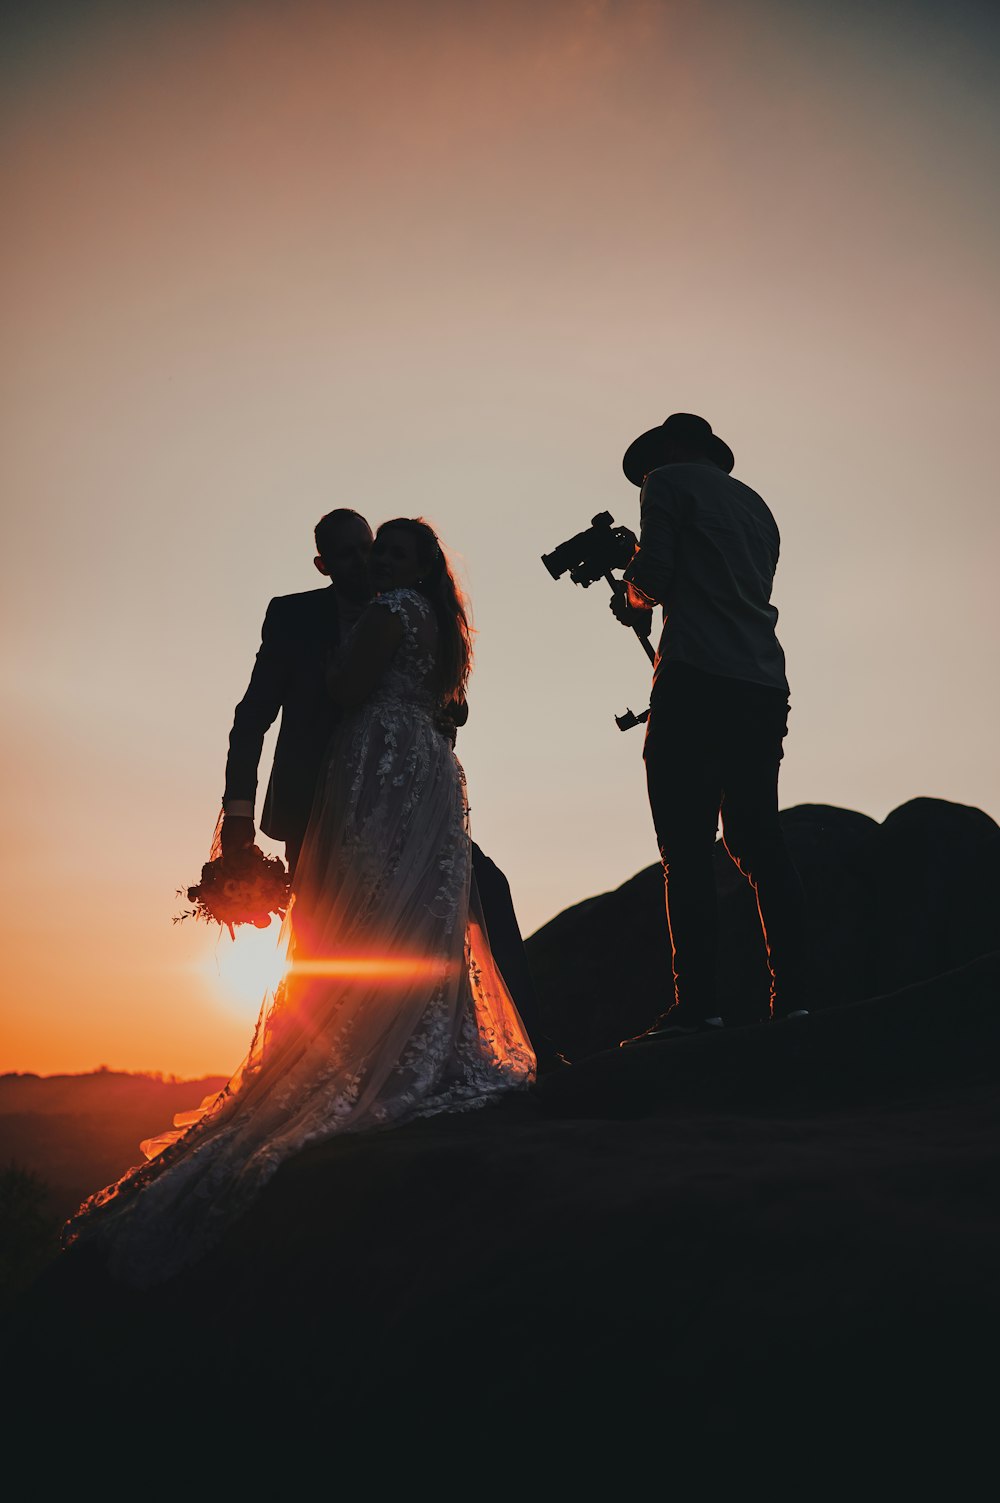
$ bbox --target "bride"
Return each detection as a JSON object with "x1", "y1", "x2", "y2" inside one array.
[{"x1": 68, "y1": 518, "x2": 536, "y2": 1283}]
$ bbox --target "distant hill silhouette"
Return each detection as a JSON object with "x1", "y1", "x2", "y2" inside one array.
[{"x1": 0, "y1": 1071, "x2": 227, "y2": 1220}]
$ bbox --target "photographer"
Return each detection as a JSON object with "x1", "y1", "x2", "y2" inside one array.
[{"x1": 612, "y1": 413, "x2": 808, "y2": 1040}]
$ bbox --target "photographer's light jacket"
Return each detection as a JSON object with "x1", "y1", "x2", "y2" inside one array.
[{"x1": 623, "y1": 461, "x2": 789, "y2": 693}]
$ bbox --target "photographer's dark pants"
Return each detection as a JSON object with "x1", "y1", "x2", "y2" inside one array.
[{"x1": 643, "y1": 662, "x2": 808, "y2": 1021}]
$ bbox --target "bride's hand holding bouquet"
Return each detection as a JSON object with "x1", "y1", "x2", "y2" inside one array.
[{"x1": 175, "y1": 817, "x2": 290, "y2": 939}]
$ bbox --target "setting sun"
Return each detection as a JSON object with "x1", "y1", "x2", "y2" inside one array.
[
  {"x1": 200, "y1": 920, "x2": 288, "y2": 1017},
  {"x1": 197, "y1": 927, "x2": 454, "y2": 1018}
]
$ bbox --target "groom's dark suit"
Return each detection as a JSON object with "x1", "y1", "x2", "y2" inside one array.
[
  {"x1": 224, "y1": 585, "x2": 343, "y2": 852},
  {"x1": 223, "y1": 586, "x2": 546, "y2": 1051}
]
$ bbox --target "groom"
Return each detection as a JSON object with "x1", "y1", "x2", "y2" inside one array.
[
  {"x1": 220, "y1": 507, "x2": 547, "y2": 1053},
  {"x1": 612, "y1": 413, "x2": 808, "y2": 1040},
  {"x1": 221, "y1": 507, "x2": 373, "y2": 876}
]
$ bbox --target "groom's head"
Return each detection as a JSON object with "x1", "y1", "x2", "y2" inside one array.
[{"x1": 314, "y1": 509, "x2": 373, "y2": 601}]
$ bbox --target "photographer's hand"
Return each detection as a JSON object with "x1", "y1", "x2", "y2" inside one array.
[{"x1": 609, "y1": 580, "x2": 653, "y2": 635}]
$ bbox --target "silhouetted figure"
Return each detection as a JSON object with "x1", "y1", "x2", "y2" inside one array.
[
  {"x1": 221, "y1": 508, "x2": 547, "y2": 1052},
  {"x1": 613, "y1": 414, "x2": 808, "y2": 1040},
  {"x1": 69, "y1": 518, "x2": 535, "y2": 1285},
  {"x1": 222, "y1": 508, "x2": 373, "y2": 876}
]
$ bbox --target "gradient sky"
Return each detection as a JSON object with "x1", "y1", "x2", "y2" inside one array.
[{"x1": 3, "y1": 0, "x2": 998, "y2": 1076}]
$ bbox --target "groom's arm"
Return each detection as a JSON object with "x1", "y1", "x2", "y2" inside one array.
[{"x1": 222, "y1": 598, "x2": 292, "y2": 834}]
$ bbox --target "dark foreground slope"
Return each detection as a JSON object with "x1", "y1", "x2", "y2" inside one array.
[
  {"x1": 7, "y1": 949, "x2": 1000, "y2": 1472},
  {"x1": 5, "y1": 797, "x2": 999, "y2": 1474}
]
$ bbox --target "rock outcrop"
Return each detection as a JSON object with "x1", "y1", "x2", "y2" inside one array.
[{"x1": 526, "y1": 798, "x2": 1000, "y2": 1056}]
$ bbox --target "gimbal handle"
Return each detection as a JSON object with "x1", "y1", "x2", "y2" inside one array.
[
  {"x1": 615, "y1": 706, "x2": 650, "y2": 732},
  {"x1": 603, "y1": 571, "x2": 656, "y2": 665},
  {"x1": 603, "y1": 571, "x2": 654, "y2": 730}
]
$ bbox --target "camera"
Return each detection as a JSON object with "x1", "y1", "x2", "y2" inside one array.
[
  {"x1": 541, "y1": 511, "x2": 637, "y2": 588},
  {"x1": 542, "y1": 511, "x2": 652, "y2": 731}
]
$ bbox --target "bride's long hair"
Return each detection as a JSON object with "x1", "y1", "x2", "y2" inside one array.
[{"x1": 376, "y1": 517, "x2": 473, "y2": 706}]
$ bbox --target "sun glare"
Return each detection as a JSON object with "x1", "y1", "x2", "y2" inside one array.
[
  {"x1": 200, "y1": 928, "x2": 454, "y2": 1018},
  {"x1": 203, "y1": 920, "x2": 288, "y2": 1017},
  {"x1": 288, "y1": 957, "x2": 454, "y2": 981}
]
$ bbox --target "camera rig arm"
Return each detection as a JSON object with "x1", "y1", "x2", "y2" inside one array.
[{"x1": 541, "y1": 511, "x2": 655, "y2": 730}]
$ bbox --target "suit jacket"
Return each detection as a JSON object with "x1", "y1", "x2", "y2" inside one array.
[{"x1": 224, "y1": 587, "x2": 343, "y2": 845}]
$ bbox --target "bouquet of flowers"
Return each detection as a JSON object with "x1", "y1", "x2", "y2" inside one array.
[{"x1": 175, "y1": 845, "x2": 291, "y2": 939}]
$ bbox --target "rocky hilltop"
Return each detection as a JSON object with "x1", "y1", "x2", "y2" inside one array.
[{"x1": 5, "y1": 798, "x2": 999, "y2": 1468}]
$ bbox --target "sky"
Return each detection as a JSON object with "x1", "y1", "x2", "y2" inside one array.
[{"x1": 2, "y1": 0, "x2": 998, "y2": 1077}]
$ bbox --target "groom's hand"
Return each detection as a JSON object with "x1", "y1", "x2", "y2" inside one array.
[
  {"x1": 221, "y1": 815, "x2": 255, "y2": 855},
  {"x1": 434, "y1": 696, "x2": 468, "y2": 746}
]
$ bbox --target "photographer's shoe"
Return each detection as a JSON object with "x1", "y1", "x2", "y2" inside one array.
[
  {"x1": 771, "y1": 1009, "x2": 810, "y2": 1023},
  {"x1": 620, "y1": 1015, "x2": 724, "y2": 1047}
]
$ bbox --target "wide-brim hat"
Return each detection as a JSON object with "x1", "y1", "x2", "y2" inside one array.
[{"x1": 622, "y1": 412, "x2": 735, "y2": 485}]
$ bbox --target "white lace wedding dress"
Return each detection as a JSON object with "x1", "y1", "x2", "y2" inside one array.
[{"x1": 69, "y1": 588, "x2": 535, "y2": 1284}]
